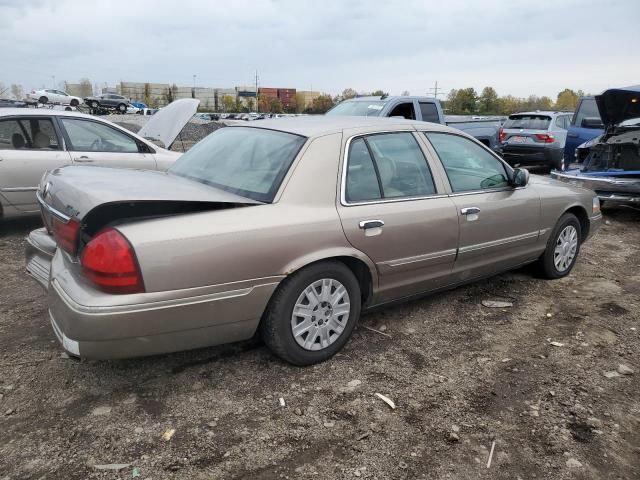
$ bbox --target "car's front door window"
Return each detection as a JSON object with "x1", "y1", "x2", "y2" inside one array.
[
  {"x1": 60, "y1": 118, "x2": 140, "y2": 153},
  {"x1": 424, "y1": 133, "x2": 510, "y2": 192}
]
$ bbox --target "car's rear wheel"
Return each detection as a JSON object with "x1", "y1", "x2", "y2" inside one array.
[
  {"x1": 70, "y1": 99, "x2": 79, "y2": 107},
  {"x1": 117, "y1": 103, "x2": 127, "y2": 113},
  {"x1": 537, "y1": 212, "x2": 581, "y2": 279},
  {"x1": 39, "y1": 96, "x2": 48, "y2": 104},
  {"x1": 260, "y1": 261, "x2": 361, "y2": 365}
]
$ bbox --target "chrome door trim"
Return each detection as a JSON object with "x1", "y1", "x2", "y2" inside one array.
[
  {"x1": 0, "y1": 186, "x2": 38, "y2": 192},
  {"x1": 380, "y1": 248, "x2": 457, "y2": 268},
  {"x1": 458, "y1": 231, "x2": 539, "y2": 254}
]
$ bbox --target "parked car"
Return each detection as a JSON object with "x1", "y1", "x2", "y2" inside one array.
[
  {"x1": 499, "y1": 111, "x2": 574, "y2": 171},
  {"x1": 26, "y1": 89, "x2": 83, "y2": 107},
  {"x1": 26, "y1": 117, "x2": 601, "y2": 364},
  {"x1": 564, "y1": 96, "x2": 604, "y2": 166},
  {"x1": 0, "y1": 98, "x2": 27, "y2": 108},
  {"x1": 326, "y1": 96, "x2": 503, "y2": 153},
  {"x1": 84, "y1": 93, "x2": 131, "y2": 113},
  {"x1": 552, "y1": 86, "x2": 640, "y2": 204},
  {"x1": 0, "y1": 99, "x2": 199, "y2": 219}
]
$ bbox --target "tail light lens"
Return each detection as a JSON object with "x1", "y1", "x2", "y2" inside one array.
[
  {"x1": 499, "y1": 127, "x2": 506, "y2": 143},
  {"x1": 81, "y1": 228, "x2": 145, "y2": 294},
  {"x1": 52, "y1": 217, "x2": 80, "y2": 255},
  {"x1": 534, "y1": 133, "x2": 555, "y2": 143}
]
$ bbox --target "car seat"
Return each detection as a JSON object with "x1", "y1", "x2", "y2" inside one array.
[
  {"x1": 33, "y1": 131, "x2": 50, "y2": 149},
  {"x1": 11, "y1": 133, "x2": 25, "y2": 149}
]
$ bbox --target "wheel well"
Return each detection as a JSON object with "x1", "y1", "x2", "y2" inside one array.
[
  {"x1": 566, "y1": 206, "x2": 589, "y2": 241},
  {"x1": 333, "y1": 256, "x2": 374, "y2": 307}
]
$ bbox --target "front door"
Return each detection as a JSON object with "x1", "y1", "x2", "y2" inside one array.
[
  {"x1": 424, "y1": 132, "x2": 542, "y2": 282},
  {"x1": 337, "y1": 131, "x2": 459, "y2": 304},
  {"x1": 0, "y1": 116, "x2": 71, "y2": 212},
  {"x1": 58, "y1": 117, "x2": 157, "y2": 170}
]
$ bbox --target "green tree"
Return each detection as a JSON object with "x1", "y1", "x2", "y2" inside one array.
[
  {"x1": 246, "y1": 98, "x2": 255, "y2": 112},
  {"x1": 555, "y1": 89, "x2": 579, "y2": 111},
  {"x1": 270, "y1": 98, "x2": 283, "y2": 113},
  {"x1": 222, "y1": 95, "x2": 235, "y2": 112},
  {"x1": 446, "y1": 88, "x2": 478, "y2": 114},
  {"x1": 370, "y1": 89, "x2": 387, "y2": 97},
  {"x1": 478, "y1": 87, "x2": 499, "y2": 114},
  {"x1": 310, "y1": 94, "x2": 334, "y2": 113}
]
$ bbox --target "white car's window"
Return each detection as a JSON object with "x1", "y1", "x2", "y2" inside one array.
[
  {"x1": 0, "y1": 118, "x2": 59, "y2": 150},
  {"x1": 425, "y1": 132, "x2": 510, "y2": 192},
  {"x1": 169, "y1": 127, "x2": 306, "y2": 202},
  {"x1": 60, "y1": 118, "x2": 139, "y2": 153}
]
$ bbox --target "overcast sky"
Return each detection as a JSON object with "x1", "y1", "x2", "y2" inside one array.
[{"x1": 1, "y1": 0, "x2": 638, "y2": 99}]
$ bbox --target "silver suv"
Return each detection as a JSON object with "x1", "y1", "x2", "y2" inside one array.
[{"x1": 500, "y1": 111, "x2": 573, "y2": 171}]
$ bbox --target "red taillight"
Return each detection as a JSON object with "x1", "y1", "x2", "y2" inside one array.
[
  {"x1": 52, "y1": 217, "x2": 80, "y2": 255},
  {"x1": 499, "y1": 127, "x2": 506, "y2": 143},
  {"x1": 81, "y1": 228, "x2": 145, "y2": 294},
  {"x1": 534, "y1": 133, "x2": 555, "y2": 143}
]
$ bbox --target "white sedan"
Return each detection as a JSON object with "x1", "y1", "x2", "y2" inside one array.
[
  {"x1": 27, "y1": 89, "x2": 83, "y2": 106},
  {"x1": 0, "y1": 99, "x2": 199, "y2": 219}
]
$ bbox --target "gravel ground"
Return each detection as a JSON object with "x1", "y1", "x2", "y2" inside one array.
[{"x1": 0, "y1": 204, "x2": 639, "y2": 480}]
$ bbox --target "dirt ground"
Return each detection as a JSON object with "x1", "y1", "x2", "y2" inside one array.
[{"x1": 0, "y1": 205, "x2": 638, "y2": 480}]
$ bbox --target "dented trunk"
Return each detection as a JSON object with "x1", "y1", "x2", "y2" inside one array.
[{"x1": 36, "y1": 165, "x2": 261, "y2": 255}]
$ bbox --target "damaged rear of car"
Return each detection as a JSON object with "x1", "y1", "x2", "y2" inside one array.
[{"x1": 552, "y1": 86, "x2": 640, "y2": 204}]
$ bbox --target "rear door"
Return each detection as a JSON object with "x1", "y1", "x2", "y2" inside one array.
[
  {"x1": 0, "y1": 116, "x2": 71, "y2": 212},
  {"x1": 58, "y1": 117, "x2": 158, "y2": 170},
  {"x1": 423, "y1": 132, "x2": 542, "y2": 281},
  {"x1": 337, "y1": 129, "x2": 459, "y2": 303}
]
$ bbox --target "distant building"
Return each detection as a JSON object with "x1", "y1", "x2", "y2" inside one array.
[{"x1": 277, "y1": 88, "x2": 296, "y2": 111}]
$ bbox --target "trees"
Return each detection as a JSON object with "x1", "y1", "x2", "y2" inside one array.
[
  {"x1": 446, "y1": 88, "x2": 478, "y2": 114},
  {"x1": 478, "y1": 87, "x2": 499, "y2": 114},
  {"x1": 78, "y1": 78, "x2": 93, "y2": 98},
  {"x1": 341, "y1": 88, "x2": 358, "y2": 100},
  {"x1": 370, "y1": 89, "x2": 387, "y2": 97},
  {"x1": 401, "y1": 90, "x2": 410, "y2": 96},
  {"x1": 10, "y1": 84, "x2": 24, "y2": 100},
  {"x1": 222, "y1": 95, "x2": 235, "y2": 112},
  {"x1": 310, "y1": 94, "x2": 334, "y2": 114},
  {"x1": 555, "y1": 89, "x2": 579, "y2": 111}
]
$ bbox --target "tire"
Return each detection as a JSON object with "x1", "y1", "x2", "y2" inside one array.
[
  {"x1": 90, "y1": 100, "x2": 99, "y2": 109},
  {"x1": 39, "y1": 96, "x2": 48, "y2": 104},
  {"x1": 117, "y1": 103, "x2": 127, "y2": 113},
  {"x1": 70, "y1": 99, "x2": 79, "y2": 107},
  {"x1": 537, "y1": 213, "x2": 581, "y2": 279},
  {"x1": 260, "y1": 261, "x2": 361, "y2": 366}
]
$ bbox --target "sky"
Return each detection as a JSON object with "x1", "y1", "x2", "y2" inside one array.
[{"x1": 1, "y1": 0, "x2": 639, "y2": 99}]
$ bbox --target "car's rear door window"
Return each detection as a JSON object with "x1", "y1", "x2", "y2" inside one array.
[
  {"x1": 345, "y1": 132, "x2": 436, "y2": 203},
  {"x1": 425, "y1": 132, "x2": 510, "y2": 192},
  {"x1": 503, "y1": 115, "x2": 551, "y2": 130},
  {"x1": 60, "y1": 118, "x2": 140, "y2": 153},
  {"x1": 0, "y1": 118, "x2": 59, "y2": 150}
]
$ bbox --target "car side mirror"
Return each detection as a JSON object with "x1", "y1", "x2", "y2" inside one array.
[
  {"x1": 512, "y1": 168, "x2": 530, "y2": 187},
  {"x1": 581, "y1": 117, "x2": 603, "y2": 129}
]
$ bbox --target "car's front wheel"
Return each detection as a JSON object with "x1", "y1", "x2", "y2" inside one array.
[
  {"x1": 261, "y1": 261, "x2": 361, "y2": 365},
  {"x1": 70, "y1": 99, "x2": 79, "y2": 107},
  {"x1": 38, "y1": 96, "x2": 48, "y2": 104},
  {"x1": 537, "y1": 212, "x2": 581, "y2": 279}
]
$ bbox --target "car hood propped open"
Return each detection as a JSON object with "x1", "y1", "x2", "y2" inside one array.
[
  {"x1": 595, "y1": 85, "x2": 640, "y2": 127},
  {"x1": 137, "y1": 98, "x2": 200, "y2": 148}
]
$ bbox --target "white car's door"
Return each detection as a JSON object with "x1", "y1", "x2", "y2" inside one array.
[
  {"x1": 58, "y1": 117, "x2": 158, "y2": 170},
  {"x1": 45, "y1": 89, "x2": 63, "y2": 103},
  {"x1": 0, "y1": 116, "x2": 71, "y2": 212}
]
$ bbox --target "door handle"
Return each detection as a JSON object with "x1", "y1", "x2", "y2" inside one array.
[
  {"x1": 461, "y1": 207, "x2": 481, "y2": 215},
  {"x1": 74, "y1": 156, "x2": 94, "y2": 163},
  {"x1": 359, "y1": 219, "x2": 385, "y2": 229}
]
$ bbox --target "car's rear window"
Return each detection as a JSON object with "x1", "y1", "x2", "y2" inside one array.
[
  {"x1": 504, "y1": 115, "x2": 551, "y2": 130},
  {"x1": 168, "y1": 127, "x2": 306, "y2": 202},
  {"x1": 327, "y1": 100, "x2": 387, "y2": 117}
]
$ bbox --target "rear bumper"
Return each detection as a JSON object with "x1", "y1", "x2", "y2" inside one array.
[
  {"x1": 502, "y1": 146, "x2": 563, "y2": 166},
  {"x1": 26, "y1": 227, "x2": 281, "y2": 360}
]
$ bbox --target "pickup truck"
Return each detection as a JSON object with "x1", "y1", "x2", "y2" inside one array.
[
  {"x1": 563, "y1": 96, "x2": 604, "y2": 167},
  {"x1": 326, "y1": 96, "x2": 503, "y2": 154}
]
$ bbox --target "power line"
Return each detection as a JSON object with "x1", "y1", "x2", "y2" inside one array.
[{"x1": 427, "y1": 80, "x2": 445, "y2": 99}]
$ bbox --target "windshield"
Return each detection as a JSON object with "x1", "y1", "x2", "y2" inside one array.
[
  {"x1": 169, "y1": 127, "x2": 306, "y2": 202},
  {"x1": 327, "y1": 100, "x2": 386, "y2": 117},
  {"x1": 504, "y1": 115, "x2": 551, "y2": 130}
]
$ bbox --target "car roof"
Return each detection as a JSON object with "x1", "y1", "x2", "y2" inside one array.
[
  {"x1": 0, "y1": 108, "x2": 100, "y2": 119},
  {"x1": 341, "y1": 95, "x2": 438, "y2": 102},
  {"x1": 509, "y1": 111, "x2": 572, "y2": 117},
  {"x1": 228, "y1": 116, "x2": 455, "y2": 137}
]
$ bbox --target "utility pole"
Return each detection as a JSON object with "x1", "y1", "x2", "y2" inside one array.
[
  {"x1": 428, "y1": 80, "x2": 443, "y2": 99},
  {"x1": 192, "y1": 74, "x2": 196, "y2": 99},
  {"x1": 255, "y1": 69, "x2": 259, "y2": 113}
]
